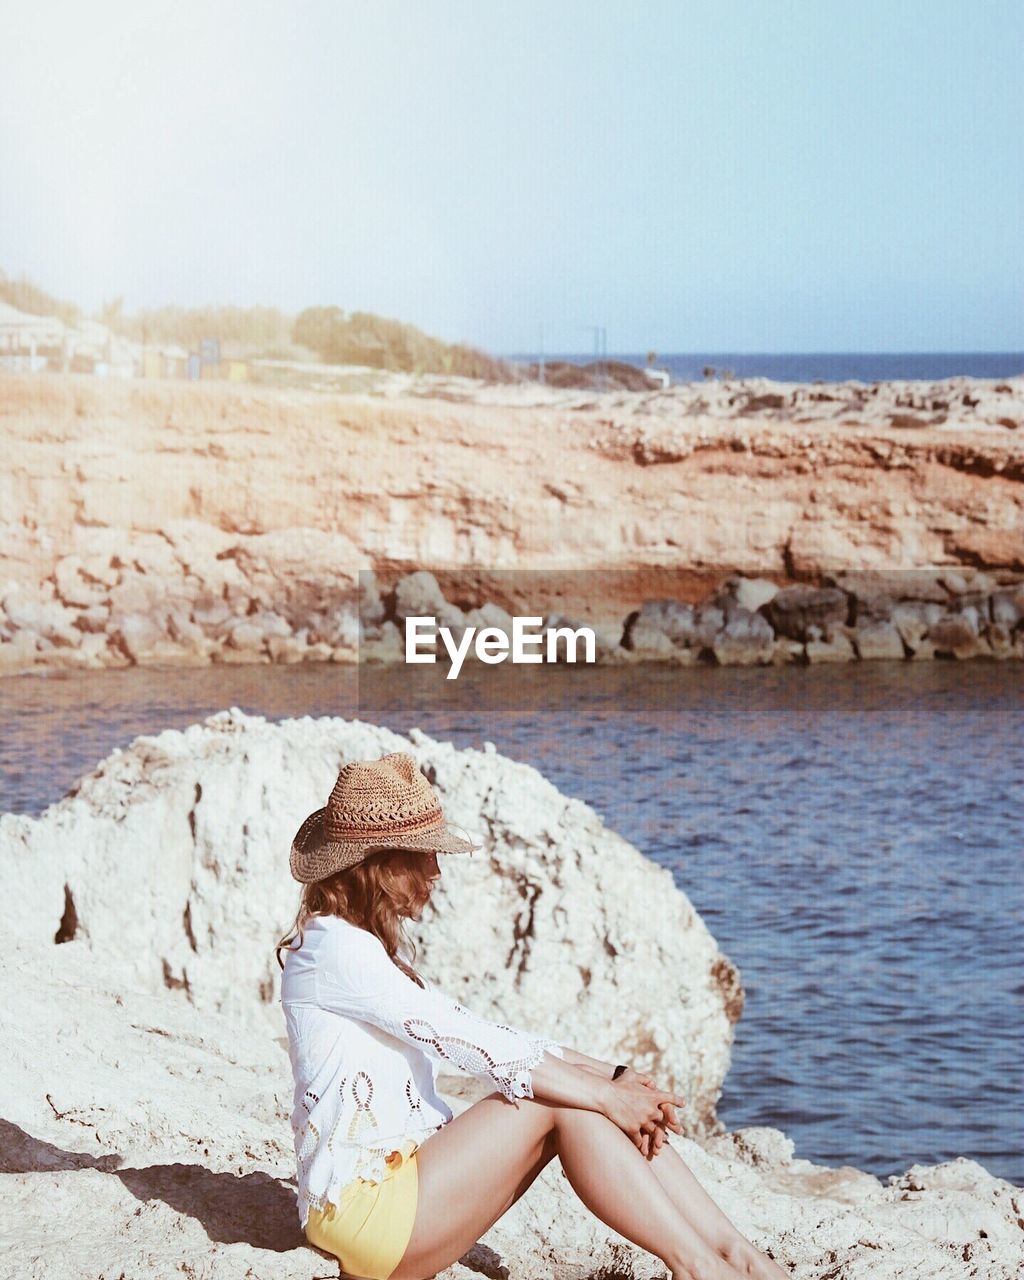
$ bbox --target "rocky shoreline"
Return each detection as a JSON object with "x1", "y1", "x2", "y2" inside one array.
[
  {"x1": 4, "y1": 559, "x2": 1022, "y2": 676},
  {"x1": 2, "y1": 710, "x2": 1022, "y2": 1279},
  {"x1": 1, "y1": 371, "x2": 1022, "y2": 678},
  {"x1": 360, "y1": 567, "x2": 1024, "y2": 669}
]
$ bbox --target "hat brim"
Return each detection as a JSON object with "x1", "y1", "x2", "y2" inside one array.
[{"x1": 289, "y1": 807, "x2": 481, "y2": 884}]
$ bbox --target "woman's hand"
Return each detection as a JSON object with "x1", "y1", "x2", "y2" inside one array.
[
  {"x1": 617, "y1": 1067, "x2": 685, "y2": 1159},
  {"x1": 572, "y1": 1059, "x2": 686, "y2": 1159},
  {"x1": 601, "y1": 1071, "x2": 686, "y2": 1157}
]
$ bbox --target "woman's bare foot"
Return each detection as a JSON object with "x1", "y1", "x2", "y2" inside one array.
[
  {"x1": 673, "y1": 1251, "x2": 747, "y2": 1280},
  {"x1": 724, "y1": 1239, "x2": 790, "y2": 1280}
]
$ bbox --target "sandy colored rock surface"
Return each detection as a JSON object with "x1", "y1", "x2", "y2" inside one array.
[
  {"x1": 1, "y1": 713, "x2": 1021, "y2": 1279},
  {"x1": 0, "y1": 372, "x2": 1021, "y2": 675},
  {"x1": 4, "y1": 954, "x2": 1022, "y2": 1280}
]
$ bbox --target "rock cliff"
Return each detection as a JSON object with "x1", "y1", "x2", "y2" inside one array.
[{"x1": 1, "y1": 373, "x2": 1021, "y2": 675}]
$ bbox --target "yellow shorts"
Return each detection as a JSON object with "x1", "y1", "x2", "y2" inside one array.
[{"x1": 305, "y1": 1139, "x2": 420, "y2": 1280}]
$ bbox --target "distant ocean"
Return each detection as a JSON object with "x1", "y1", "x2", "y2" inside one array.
[{"x1": 508, "y1": 352, "x2": 1024, "y2": 385}]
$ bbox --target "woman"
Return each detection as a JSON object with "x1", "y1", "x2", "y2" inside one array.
[{"x1": 276, "y1": 752, "x2": 788, "y2": 1280}]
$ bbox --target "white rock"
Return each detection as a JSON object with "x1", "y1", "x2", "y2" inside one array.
[
  {"x1": 0, "y1": 711, "x2": 737, "y2": 1135},
  {"x1": 0, "y1": 591, "x2": 80, "y2": 645}
]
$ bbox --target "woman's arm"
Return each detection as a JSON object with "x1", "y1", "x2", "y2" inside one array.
[
  {"x1": 556, "y1": 1045, "x2": 620, "y2": 1077},
  {"x1": 317, "y1": 929, "x2": 677, "y2": 1130},
  {"x1": 318, "y1": 928, "x2": 570, "y2": 1105}
]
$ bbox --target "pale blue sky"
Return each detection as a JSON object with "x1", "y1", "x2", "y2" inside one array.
[{"x1": 2, "y1": 1, "x2": 1021, "y2": 352}]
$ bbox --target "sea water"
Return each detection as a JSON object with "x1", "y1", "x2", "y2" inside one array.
[{"x1": 512, "y1": 350, "x2": 1024, "y2": 384}]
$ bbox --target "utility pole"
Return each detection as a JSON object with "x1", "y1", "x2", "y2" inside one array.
[{"x1": 583, "y1": 325, "x2": 607, "y2": 392}]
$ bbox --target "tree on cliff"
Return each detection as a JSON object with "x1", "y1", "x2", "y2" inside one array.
[
  {"x1": 0, "y1": 269, "x2": 81, "y2": 325},
  {"x1": 121, "y1": 304, "x2": 293, "y2": 351},
  {"x1": 292, "y1": 306, "x2": 349, "y2": 362},
  {"x1": 291, "y1": 306, "x2": 512, "y2": 380}
]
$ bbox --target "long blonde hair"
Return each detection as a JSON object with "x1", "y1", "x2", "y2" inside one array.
[{"x1": 275, "y1": 847, "x2": 430, "y2": 987}]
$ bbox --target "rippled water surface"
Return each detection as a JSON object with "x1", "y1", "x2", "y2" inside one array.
[{"x1": 2, "y1": 658, "x2": 1021, "y2": 1184}]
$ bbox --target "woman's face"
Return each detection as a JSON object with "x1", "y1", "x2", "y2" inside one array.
[{"x1": 391, "y1": 849, "x2": 441, "y2": 918}]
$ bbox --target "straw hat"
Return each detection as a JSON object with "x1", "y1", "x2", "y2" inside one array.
[{"x1": 289, "y1": 752, "x2": 481, "y2": 883}]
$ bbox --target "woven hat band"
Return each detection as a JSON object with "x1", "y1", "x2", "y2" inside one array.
[{"x1": 324, "y1": 806, "x2": 444, "y2": 839}]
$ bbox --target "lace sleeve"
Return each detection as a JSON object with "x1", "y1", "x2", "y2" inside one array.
[{"x1": 317, "y1": 928, "x2": 564, "y2": 1106}]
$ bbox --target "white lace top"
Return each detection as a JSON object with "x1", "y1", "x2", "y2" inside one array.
[{"x1": 279, "y1": 913, "x2": 565, "y2": 1228}]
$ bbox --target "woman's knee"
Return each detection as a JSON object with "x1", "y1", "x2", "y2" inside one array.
[
  {"x1": 546, "y1": 1100, "x2": 613, "y2": 1133},
  {"x1": 485, "y1": 1090, "x2": 559, "y2": 1136}
]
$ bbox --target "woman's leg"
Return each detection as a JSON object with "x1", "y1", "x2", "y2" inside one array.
[
  {"x1": 549, "y1": 1104, "x2": 743, "y2": 1280},
  {"x1": 499, "y1": 1128, "x2": 559, "y2": 1214},
  {"x1": 391, "y1": 1094, "x2": 740, "y2": 1280},
  {"x1": 647, "y1": 1139, "x2": 790, "y2": 1280}
]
